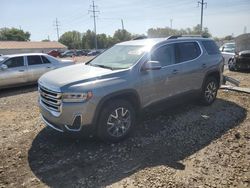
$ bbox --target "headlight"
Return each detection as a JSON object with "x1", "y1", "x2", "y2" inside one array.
[{"x1": 62, "y1": 91, "x2": 93, "y2": 103}]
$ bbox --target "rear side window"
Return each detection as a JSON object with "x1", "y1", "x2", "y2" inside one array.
[
  {"x1": 41, "y1": 56, "x2": 51, "y2": 64},
  {"x1": 176, "y1": 42, "x2": 201, "y2": 63},
  {"x1": 3, "y1": 57, "x2": 24, "y2": 68},
  {"x1": 27, "y1": 56, "x2": 43, "y2": 65},
  {"x1": 202, "y1": 41, "x2": 220, "y2": 55}
]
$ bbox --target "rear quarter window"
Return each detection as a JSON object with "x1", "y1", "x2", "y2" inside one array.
[
  {"x1": 41, "y1": 56, "x2": 51, "y2": 64},
  {"x1": 202, "y1": 41, "x2": 220, "y2": 55}
]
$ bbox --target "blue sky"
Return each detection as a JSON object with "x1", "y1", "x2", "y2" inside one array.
[{"x1": 1, "y1": 0, "x2": 250, "y2": 41}]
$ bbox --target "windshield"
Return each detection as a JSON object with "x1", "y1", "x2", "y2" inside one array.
[
  {"x1": 224, "y1": 43, "x2": 235, "y2": 49},
  {"x1": 0, "y1": 56, "x2": 8, "y2": 63},
  {"x1": 89, "y1": 45, "x2": 145, "y2": 69}
]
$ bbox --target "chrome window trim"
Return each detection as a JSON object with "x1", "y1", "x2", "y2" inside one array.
[{"x1": 139, "y1": 40, "x2": 204, "y2": 70}]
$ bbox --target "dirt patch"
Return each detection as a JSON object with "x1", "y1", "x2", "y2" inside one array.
[
  {"x1": 0, "y1": 71, "x2": 249, "y2": 188},
  {"x1": 224, "y1": 69, "x2": 250, "y2": 87}
]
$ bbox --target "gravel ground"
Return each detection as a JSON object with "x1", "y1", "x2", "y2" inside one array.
[{"x1": 0, "y1": 70, "x2": 249, "y2": 188}]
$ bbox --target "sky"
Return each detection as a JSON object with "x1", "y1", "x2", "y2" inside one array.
[{"x1": 1, "y1": 0, "x2": 250, "y2": 41}]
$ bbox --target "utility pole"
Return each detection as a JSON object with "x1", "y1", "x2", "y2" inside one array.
[
  {"x1": 89, "y1": 0, "x2": 99, "y2": 50},
  {"x1": 198, "y1": 0, "x2": 207, "y2": 33},
  {"x1": 244, "y1": 26, "x2": 247, "y2": 34},
  {"x1": 170, "y1": 19, "x2": 173, "y2": 29},
  {"x1": 54, "y1": 18, "x2": 60, "y2": 41},
  {"x1": 121, "y1": 19, "x2": 124, "y2": 30}
]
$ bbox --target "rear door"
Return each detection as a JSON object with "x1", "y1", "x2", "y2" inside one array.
[
  {"x1": 26, "y1": 55, "x2": 53, "y2": 82},
  {"x1": 0, "y1": 56, "x2": 27, "y2": 88},
  {"x1": 175, "y1": 41, "x2": 203, "y2": 92}
]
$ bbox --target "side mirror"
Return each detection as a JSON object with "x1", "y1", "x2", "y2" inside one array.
[
  {"x1": 0, "y1": 64, "x2": 8, "y2": 70},
  {"x1": 142, "y1": 61, "x2": 162, "y2": 71}
]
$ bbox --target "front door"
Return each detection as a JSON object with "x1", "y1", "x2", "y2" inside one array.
[
  {"x1": 140, "y1": 43, "x2": 182, "y2": 107},
  {"x1": 0, "y1": 56, "x2": 27, "y2": 88}
]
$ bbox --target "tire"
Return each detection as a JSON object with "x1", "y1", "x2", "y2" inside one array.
[
  {"x1": 97, "y1": 99, "x2": 135, "y2": 142},
  {"x1": 200, "y1": 77, "x2": 219, "y2": 105},
  {"x1": 228, "y1": 58, "x2": 237, "y2": 71}
]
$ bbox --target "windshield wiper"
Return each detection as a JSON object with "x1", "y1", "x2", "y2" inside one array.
[{"x1": 90, "y1": 64, "x2": 114, "y2": 70}]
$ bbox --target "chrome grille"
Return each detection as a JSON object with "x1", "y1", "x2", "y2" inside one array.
[{"x1": 39, "y1": 85, "x2": 62, "y2": 113}]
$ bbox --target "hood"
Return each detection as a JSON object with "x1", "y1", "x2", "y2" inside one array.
[
  {"x1": 239, "y1": 50, "x2": 250, "y2": 58},
  {"x1": 39, "y1": 64, "x2": 115, "y2": 89}
]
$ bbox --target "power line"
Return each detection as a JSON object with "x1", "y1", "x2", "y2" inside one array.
[
  {"x1": 97, "y1": 17, "x2": 125, "y2": 30},
  {"x1": 89, "y1": 0, "x2": 99, "y2": 50},
  {"x1": 53, "y1": 18, "x2": 60, "y2": 41},
  {"x1": 198, "y1": 0, "x2": 207, "y2": 33}
]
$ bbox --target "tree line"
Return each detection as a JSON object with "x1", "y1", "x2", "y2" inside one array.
[
  {"x1": 58, "y1": 24, "x2": 213, "y2": 49},
  {"x1": 0, "y1": 28, "x2": 30, "y2": 41},
  {"x1": 59, "y1": 29, "x2": 133, "y2": 49},
  {"x1": 1, "y1": 25, "x2": 227, "y2": 50}
]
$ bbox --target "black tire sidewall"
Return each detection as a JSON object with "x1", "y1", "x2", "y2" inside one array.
[
  {"x1": 97, "y1": 100, "x2": 135, "y2": 142},
  {"x1": 228, "y1": 59, "x2": 235, "y2": 71}
]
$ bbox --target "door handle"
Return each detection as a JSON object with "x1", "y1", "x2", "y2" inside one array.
[
  {"x1": 202, "y1": 64, "x2": 207, "y2": 68},
  {"x1": 47, "y1": 66, "x2": 51, "y2": 68},
  {"x1": 18, "y1": 69, "x2": 25, "y2": 72},
  {"x1": 172, "y1": 69, "x2": 178, "y2": 74}
]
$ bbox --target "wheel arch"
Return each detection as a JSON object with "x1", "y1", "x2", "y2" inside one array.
[
  {"x1": 202, "y1": 70, "x2": 221, "y2": 89},
  {"x1": 92, "y1": 89, "x2": 141, "y2": 128}
]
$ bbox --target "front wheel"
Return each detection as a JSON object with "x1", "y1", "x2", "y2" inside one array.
[
  {"x1": 200, "y1": 77, "x2": 219, "y2": 105},
  {"x1": 97, "y1": 100, "x2": 135, "y2": 142},
  {"x1": 228, "y1": 58, "x2": 237, "y2": 71}
]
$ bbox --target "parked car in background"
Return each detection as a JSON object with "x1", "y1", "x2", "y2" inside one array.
[
  {"x1": 228, "y1": 50, "x2": 250, "y2": 71},
  {"x1": 60, "y1": 50, "x2": 76, "y2": 58},
  {"x1": 38, "y1": 36, "x2": 223, "y2": 142},
  {"x1": 220, "y1": 42, "x2": 235, "y2": 53},
  {"x1": 47, "y1": 50, "x2": 61, "y2": 57},
  {"x1": 220, "y1": 42, "x2": 235, "y2": 65},
  {"x1": 0, "y1": 53, "x2": 73, "y2": 89},
  {"x1": 228, "y1": 33, "x2": 250, "y2": 71},
  {"x1": 76, "y1": 50, "x2": 87, "y2": 56},
  {"x1": 87, "y1": 50, "x2": 101, "y2": 56}
]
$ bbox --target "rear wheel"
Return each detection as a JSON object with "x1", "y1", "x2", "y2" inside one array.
[
  {"x1": 97, "y1": 100, "x2": 135, "y2": 142},
  {"x1": 200, "y1": 77, "x2": 219, "y2": 105}
]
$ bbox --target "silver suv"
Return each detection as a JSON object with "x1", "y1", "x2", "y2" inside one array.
[{"x1": 38, "y1": 36, "x2": 224, "y2": 142}]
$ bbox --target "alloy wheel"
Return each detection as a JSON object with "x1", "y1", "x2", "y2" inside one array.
[
  {"x1": 106, "y1": 107, "x2": 131, "y2": 137},
  {"x1": 205, "y1": 81, "x2": 217, "y2": 103}
]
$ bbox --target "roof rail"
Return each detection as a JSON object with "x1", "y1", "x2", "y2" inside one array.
[
  {"x1": 166, "y1": 35, "x2": 182, "y2": 39},
  {"x1": 167, "y1": 35, "x2": 204, "y2": 40},
  {"x1": 132, "y1": 36, "x2": 147, "y2": 40}
]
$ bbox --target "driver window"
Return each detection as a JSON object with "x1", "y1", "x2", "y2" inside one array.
[
  {"x1": 151, "y1": 44, "x2": 175, "y2": 66},
  {"x1": 3, "y1": 57, "x2": 24, "y2": 68}
]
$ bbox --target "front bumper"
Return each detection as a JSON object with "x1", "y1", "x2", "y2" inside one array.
[
  {"x1": 39, "y1": 98, "x2": 96, "y2": 132},
  {"x1": 235, "y1": 57, "x2": 250, "y2": 70}
]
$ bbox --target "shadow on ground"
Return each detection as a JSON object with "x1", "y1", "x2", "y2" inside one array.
[
  {"x1": 28, "y1": 98, "x2": 246, "y2": 187},
  {"x1": 0, "y1": 84, "x2": 37, "y2": 98}
]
